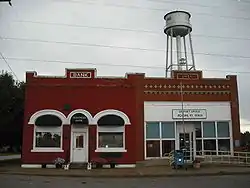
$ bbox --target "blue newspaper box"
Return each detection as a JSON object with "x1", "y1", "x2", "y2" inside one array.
[{"x1": 174, "y1": 150, "x2": 184, "y2": 166}]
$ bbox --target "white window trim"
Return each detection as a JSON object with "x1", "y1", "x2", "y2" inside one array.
[
  {"x1": 32, "y1": 125, "x2": 64, "y2": 152},
  {"x1": 95, "y1": 126, "x2": 127, "y2": 153},
  {"x1": 198, "y1": 121, "x2": 232, "y2": 156},
  {"x1": 144, "y1": 120, "x2": 232, "y2": 159},
  {"x1": 145, "y1": 121, "x2": 176, "y2": 159}
]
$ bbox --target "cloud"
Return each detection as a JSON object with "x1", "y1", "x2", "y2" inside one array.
[{"x1": 0, "y1": 0, "x2": 250, "y2": 131}]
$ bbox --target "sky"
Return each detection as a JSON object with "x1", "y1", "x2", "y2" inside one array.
[{"x1": 0, "y1": 0, "x2": 250, "y2": 132}]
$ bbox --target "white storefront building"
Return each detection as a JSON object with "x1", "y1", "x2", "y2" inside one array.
[{"x1": 144, "y1": 101, "x2": 233, "y2": 160}]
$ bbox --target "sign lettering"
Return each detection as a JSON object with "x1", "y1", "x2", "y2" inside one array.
[
  {"x1": 70, "y1": 113, "x2": 89, "y2": 124},
  {"x1": 172, "y1": 109, "x2": 207, "y2": 119},
  {"x1": 177, "y1": 73, "x2": 199, "y2": 80},
  {"x1": 70, "y1": 72, "x2": 91, "y2": 78}
]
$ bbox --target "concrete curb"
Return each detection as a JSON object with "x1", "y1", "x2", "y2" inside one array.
[{"x1": 1, "y1": 170, "x2": 250, "y2": 178}]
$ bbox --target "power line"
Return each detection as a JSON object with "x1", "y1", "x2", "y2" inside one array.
[
  {"x1": 148, "y1": 0, "x2": 250, "y2": 9},
  {"x1": 2, "y1": 56, "x2": 250, "y2": 74},
  {"x1": 147, "y1": 0, "x2": 230, "y2": 9},
  {"x1": 2, "y1": 36, "x2": 250, "y2": 60},
  {"x1": 0, "y1": 52, "x2": 19, "y2": 81},
  {"x1": 13, "y1": 20, "x2": 250, "y2": 42},
  {"x1": 52, "y1": 0, "x2": 250, "y2": 21}
]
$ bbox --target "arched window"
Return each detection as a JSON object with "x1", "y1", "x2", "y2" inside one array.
[
  {"x1": 31, "y1": 113, "x2": 65, "y2": 152},
  {"x1": 94, "y1": 109, "x2": 130, "y2": 153}
]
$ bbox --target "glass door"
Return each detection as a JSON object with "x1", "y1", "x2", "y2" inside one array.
[{"x1": 179, "y1": 132, "x2": 194, "y2": 161}]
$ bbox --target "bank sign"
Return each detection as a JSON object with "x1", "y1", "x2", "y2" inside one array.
[{"x1": 172, "y1": 109, "x2": 207, "y2": 119}]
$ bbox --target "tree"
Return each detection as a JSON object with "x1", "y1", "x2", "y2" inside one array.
[
  {"x1": 241, "y1": 131, "x2": 250, "y2": 146},
  {"x1": 0, "y1": 71, "x2": 24, "y2": 150}
]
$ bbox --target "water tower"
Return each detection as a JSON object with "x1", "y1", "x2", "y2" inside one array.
[{"x1": 164, "y1": 10, "x2": 196, "y2": 78}]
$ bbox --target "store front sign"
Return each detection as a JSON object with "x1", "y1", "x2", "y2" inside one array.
[
  {"x1": 70, "y1": 113, "x2": 89, "y2": 125},
  {"x1": 70, "y1": 72, "x2": 91, "y2": 78},
  {"x1": 172, "y1": 109, "x2": 207, "y2": 119}
]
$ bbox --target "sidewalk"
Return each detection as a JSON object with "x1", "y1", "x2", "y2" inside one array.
[
  {"x1": 0, "y1": 165, "x2": 250, "y2": 178},
  {"x1": 0, "y1": 154, "x2": 21, "y2": 161}
]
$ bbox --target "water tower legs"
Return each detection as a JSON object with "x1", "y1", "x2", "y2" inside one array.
[
  {"x1": 165, "y1": 35, "x2": 169, "y2": 78},
  {"x1": 176, "y1": 35, "x2": 182, "y2": 71},
  {"x1": 188, "y1": 29, "x2": 196, "y2": 70}
]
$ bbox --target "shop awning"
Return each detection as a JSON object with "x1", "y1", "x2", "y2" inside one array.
[
  {"x1": 35, "y1": 115, "x2": 62, "y2": 127},
  {"x1": 97, "y1": 115, "x2": 124, "y2": 126},
  {"x1": 70, "y1": 113, "x2": 89, "y2": 125}
]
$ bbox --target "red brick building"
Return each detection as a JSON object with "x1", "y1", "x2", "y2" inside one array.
[{"x1": 21, "y1": 68, "x2": 241, "y2": 168}]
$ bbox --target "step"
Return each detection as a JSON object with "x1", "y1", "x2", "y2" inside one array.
[{"x1": 69, "y1": 162, "x2": 88, "y2": 169}]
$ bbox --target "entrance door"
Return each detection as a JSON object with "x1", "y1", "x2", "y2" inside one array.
[
  {"x1": 179, "y1": 132, "x2": 194, "y2": 161},
  {"x1": 72, "y1": 132, "x2": 87, "y2": 162}
]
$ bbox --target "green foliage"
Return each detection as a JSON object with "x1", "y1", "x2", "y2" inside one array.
[
  {"x1": 0, "y1": 71, "x2": 25, "y2": 146},
  {"x1": 241, "y1": 131, "x2": 250, "y2": 146}
]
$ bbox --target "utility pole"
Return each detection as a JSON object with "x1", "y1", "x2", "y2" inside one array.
[
  {"x1": 0, "y1": 0, "x2": 12, "y2": 6},
  {"x1": 180, "y1": 81, "x2": 187, "y2": 162}
]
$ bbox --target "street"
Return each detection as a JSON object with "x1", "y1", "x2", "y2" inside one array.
[{"x1": 0, "y1": 174, "x2": 250, "y2": 188}]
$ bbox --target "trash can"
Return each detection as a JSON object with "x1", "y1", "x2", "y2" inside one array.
[{"x1": 173, "y1": 150, "x2": 184, "y2": 168}]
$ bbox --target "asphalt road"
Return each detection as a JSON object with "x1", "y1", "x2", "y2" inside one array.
[{"x1": 0, "y1": 174, "x2": 250, "y2": 188}]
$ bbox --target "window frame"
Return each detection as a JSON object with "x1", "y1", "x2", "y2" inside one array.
[
  {"x1": 145, "y1": 121, "x2": 176, "y2": 159},
  {"x1": 95, "y1": 125, "x2": 127, "y2": 153},
  {"x1": 197, "y1": 121, "x2": 232, "y2": 156},
  {"x1": 217, "y1": 121, "x2": 230, "y2": 138},
  {"x1": 202, "y1": 121, "x2": 216, "y2": 138},
  {"x1": 32, "y1": 125, "x2": 64, "y2": 152}
]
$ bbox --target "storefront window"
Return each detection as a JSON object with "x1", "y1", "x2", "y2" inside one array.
[
  {"x1": 146, "y1": 140, "x2": 160, "y2": 157},
  {"x1": 96, "y1": 114, "x2": 126, "y2": 151},
  {"x1": 145, "y1": 122, "x2": 175, "y2": 158},
  {"x1": 196, "y1": 140, "x2": 202, "y2": 155},
  {"x1": 35, "y1": 132, "x2": 61, "y2": 148},
  {"x1": 203, "y1": 122, "x2": 216, "y2": 138},
  {"x1": 33, "y1": 114, "x2": 63, "y2": 151},
  {"x1": 161, "y1": 122, "x2": 175, "y2": 138},
  {"x1": 195, "y1": 122, "x2": 202, "y2": 138},
  {"x1": 162, "y1": 140, "x2": 175, "y2": 156},
  {"x1": 217, "y1": 122, "x2": 230, "y2": 137},
  {"x1": 218, "y1": 139, "x2": 230, "y2": 155},
  {"x1": 204, "y1": 139, "x2": 216, "y2": 155},
  {"x1": 146, "y1": 122, "x2": 160, "y2": 139},
  {"x1": 98, "y1": 132, "x2": 123, "y2": 148}
]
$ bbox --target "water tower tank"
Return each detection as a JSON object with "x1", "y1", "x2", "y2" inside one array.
[
  {"x1": 164, "y1": 10, "x2": 192, "y2": 37},
  {"x1": 163, "y1": 10, "x2": 195, "y2": 77}
]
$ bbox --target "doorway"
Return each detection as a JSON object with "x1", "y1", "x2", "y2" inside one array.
[
  {"x1": 71, "y1": 132, "x2": 88, "y2": 163},
  {"x1": 176, "y1": 122, "x2": 196, "y2": 161},
  {"x1": 179, "y1": 132, "x2": 194, "y2": 161}
]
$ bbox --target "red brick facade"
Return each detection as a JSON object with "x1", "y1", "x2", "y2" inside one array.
[{"x1": 22, "y1": 69, "x2": 241, "y2": 165}]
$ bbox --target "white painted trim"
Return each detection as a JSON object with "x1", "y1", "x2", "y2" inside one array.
[
  {"x1": 96, "y1": 126, "x2": 126, "y2": 153},
  {"x1": 32, "y1": 125, "x2": 64, "y2": 152},
  {"x1": 21, "y1": 164, "x2": 42, "y2": 168},
  {"x1": 71, "y1": 126, "x2": 89, "y2": 163},
  {"x1": 66, "y1": 109, "x2": 93, "y2": 125},
  {"x1": 28, "y1": 109, "x2": 67, "y2": 124},
  {"x1": 229, "y1": 121, "x2": 234, "y2": 155},
  {"x1": 144, "y1": 122, "x2": 147, "y2": 160},
  {"x1": 31, "y1": 149, "x2": 64, "y2": 152},
  {"x1": 95, "y1": 148, "x2": 127, "y2": 152},
  {"x1": 102, "y1": 164, "x2": 135, "y2": 168},
  {"x1": 174, "y1": 122, "x2": 178, "y2": 151},
  {"x1": 159, "y1": 122, "x2": 162, "y2": 157},
  {"x1": 215, "y1": 121, "x2": 218, "y2": 155},
  {"x1": 21, "y1": 164, "x2": 135, "y2": 169},
  {"x1": 93, "y1": 109, "x2": 131, "y2": 125}
]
